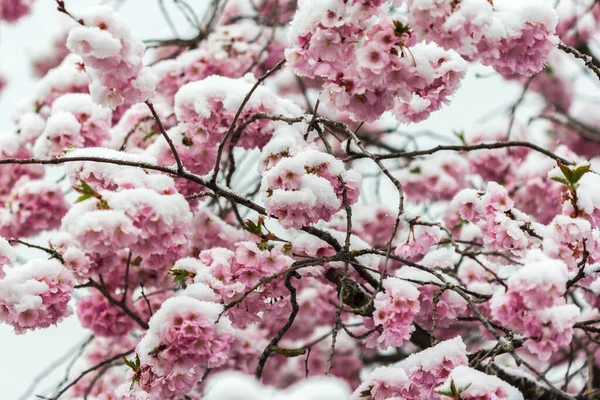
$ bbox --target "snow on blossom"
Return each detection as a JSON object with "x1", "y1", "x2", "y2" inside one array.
[
  {"x1": 34, "y1": 93, "x2": 112, "y2": 157},
  {"x1": 354, "y1": 337, "x2": 468, "y2": 399},
  {"x1": 32, "y1": 54, "x2": 91, "y2": 114},
  {"x1": 1, "y1": 178, "x2": 69, "y2": 238},
  {"x1": 435, "y1": 365, "x2": 523, "y2": 399},
  {"x1": 64, "y1": 147, "x2": 176, "y2": 194},
  {"x1": 66, "y1": 6, "x2": 156, "y2": 108},
  {"x1": 477, "y1": 0, "x2": 558, "y2": 76},
  {"x1": 364, "y1": 278, "x2": 420, "y2": 349},
  {"x1": 0, "y1": 259, "x2": 74, "y2": 333},
  {"x1": 490, "y1": 250, "x2": 579, "y2": 360},
  {"x1": 133, "y1": 296, "x2": 234, "y2": 397},
  {"x1": 261, "y1": 146, "x2": 361, "y2": 228}
]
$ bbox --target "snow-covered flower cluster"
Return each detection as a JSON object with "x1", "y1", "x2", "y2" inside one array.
[
  {"x1": 261, "y1": 143, "x2": 361, "y2": 228},
  {"x1": 66, "y1": 6, "x2": 156, "y2": 109},
  {"x1": 287, "y1": 2, "x2": 467, "y2": 122},
  {"x1": 354, "y1": 337, "x2": 470, "y2": 399},
  {"x1": 0, "y1": 259, "x2": 74, "y2": 334},
  {"x1": 490, "y1": 251, "x2": 579, "y2": 360},
  {"x1": 407, "y1": 0, "x2": 558, "y2": 76},
  {"x1": 364, "y1": 278, "x2": 420, "y2": 349},
  {"x1": 126, "y1": 296, "x2": 234, "y2": 398}
]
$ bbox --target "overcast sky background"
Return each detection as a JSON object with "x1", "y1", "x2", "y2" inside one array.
[{"x1": 0, "y1": 1, "x2": 522, "y2": 398}]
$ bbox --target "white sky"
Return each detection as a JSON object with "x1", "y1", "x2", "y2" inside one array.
[{"x1": 0, "y1": 1, "x2": 522, "y2": 398}]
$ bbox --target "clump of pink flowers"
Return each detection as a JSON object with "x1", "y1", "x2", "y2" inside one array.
[
  {"x1": 0, "y1": 178, "x2": 69, "y2": 239},
  {"x1": 490, "y1": 250, "x2": 579, "y2": 360},
  {"x1": 406, "y1": 0, "x2": 558, "y2": 77},
  {"x1": 0, "y1": 259, "x2": 74, "y2": 334},
  {"x1": 34, "y1": 93, "x2": 112, "y2": 157},
  {"x1": 364, "y1": 278, "x2": 420, "y2": 349},
  {"x1": 261, "y1": 145, "x2": 361, "y2": 228},
  {"x1": 0, "y1": 0, "x2": 33, "y2": 23},
  {"x1": 128, "y1": 296, "x2": 234, "y2": 398},
  {"x1": 66, "y1": 6, "x2": 156, "y2": 108},
  {"x1": 354, "y1": 337, "x2": 468, "y2": 399},
  {"x1": 435, "y1": 366, "x2": 523, "y2": 399},
  {"x1": 77, "y1": 291, "x2": 135, "y2": 337}
]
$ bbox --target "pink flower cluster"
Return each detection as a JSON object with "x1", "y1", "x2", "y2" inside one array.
[
  {"x1": 61, "y1": 186, "x2": 192, "y2": 275},
  {"x1": 154, "y1": 20, "x2": 283, "y2": 104},
  {"x1": 397, "y1": 266, "x2": 468, "y2": 331},
  {"x1": 490, "y1": 251, "x2": 579, "y2": 360},
  {"x1": 397, "y1": 153, "x2": 470, "y2": 202},
  {"x1": 0, "y1": 259, "x2": 74, "y2": 334},
  {"x1": 66, "y1": 6, "x2": 156, "y2": 109},
  {"x1": 543, "y1": 215, "x2": 597, "y2": 271},
  {"x1": 34, "y1": 93, "x2": 112, "y2": 157},
  {"x1": 328, "y1": 205, "x2": 398, "y2": 249},
  {"x1": 131, "y1": 296, "x2": 234, "y2": 398},
  {"x1": 28, "y1": 55, "x2": 91, "y2": 114},
  {"x1": 436, "y1": 366, "x2": 523, "y2": 399},
  {"x1": 0, "y1": 133, "x2": 44, "y2": 202},
  {"x1": 452, "y1": 182, "x2": 538, "y2": 256},
  {"x1": 0, "y1": 178, "x2": 69, "y2": 239},
  {"x1": 287, "y1": 1, "x2": 467, "y2": 122},
  {"x1": 0, "y1": 0, "x2": 33, "y2": 23},
  {"x1": 364, "y1": 278, "x2": 420, "y2": 349},
  {"x1": 77, "y1": 290, "x2": 135, "y2": 337},
  {"x1": 407, "y1": 0, "x2": 558, "y2": 77},
  {"x1": 182, "y1": 242, "x2": 293, "y2": 328},
  {"x1": 261, "y1": 146, "x2": 361, "y2": 228},
  {"x1": 31, "y1": 25, "x2": 71, "y2": 78},
  {"x1": 353, "y1": 337, "x2": 469, "y2": 399},
  {"x1": 464, "y1": 119, "x2": 530, "y2": 184},
  {"x1": 395, "y1": 225, "x2": 441, "y2": 261}
]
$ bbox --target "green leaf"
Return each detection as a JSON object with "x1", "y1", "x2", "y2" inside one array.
[
  {"x1": 392, "y1": 20, "x2": 411, "y2": 37},
  {"x1": 170, "y1": 269, "x2": 190, "y2": 283},
  {"x1": 571, "y1": 164, "x2": 591, "y2": 184},
  {"x1": 75, "y1": 180, "x2": 97, "y2": 203},
  {"x1": 550, "y1": 176, "x2": 570, "y2": 186},
  {"x1": 454, "y1": 130, "x2": 466, "y2": 145},
  {"x1": 242, "y1": 220, "x2": 262, "y2": 235},
  {"x1": 558, "y1": 162, "x2": 573, "y2": 183},
  {"x1": 123, "y1": 355, "x2": 140, "y2": 372},
  {"x1": 75, "y1": 193, "x2": 94, "y2": 203}
]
